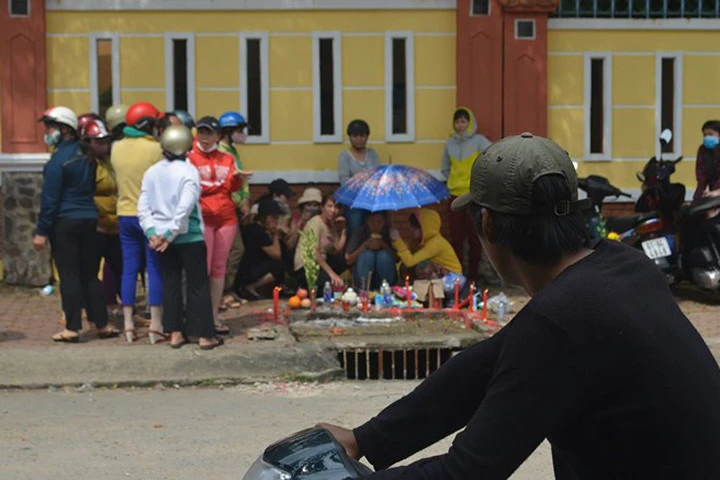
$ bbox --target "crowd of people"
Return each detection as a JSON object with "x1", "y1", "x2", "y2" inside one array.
[{"x1": 32, "y1": 101, "x2": 499, "y2": 346}]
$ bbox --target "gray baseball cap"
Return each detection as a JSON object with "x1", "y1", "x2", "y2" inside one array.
[{"x1": 451, "y1": 132, "x2": 589, "y2": 216}]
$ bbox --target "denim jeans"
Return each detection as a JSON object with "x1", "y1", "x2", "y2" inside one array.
[
  {"x1": 346, "y1": 208, "x2": 369, "y2": 240},
  {"x1": 118, "y1": 216, "x2": 163, "y2": 306},
  {"x1": 354, "y1": 249, "x2": 396, "y2": 290}
]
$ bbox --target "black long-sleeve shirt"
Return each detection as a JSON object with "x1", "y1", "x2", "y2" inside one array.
[{"x1": 354, "y1": 241, "x2": 720, "y2": 479}]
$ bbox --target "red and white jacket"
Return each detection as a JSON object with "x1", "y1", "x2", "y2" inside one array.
[{"x1": 187, "y1": 141, "x2": 243, "y2": 227}]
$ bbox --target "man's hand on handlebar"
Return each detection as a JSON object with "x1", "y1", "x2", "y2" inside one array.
[{"x1": 316, "y1": 423, "x2": 360, "y2": 460}]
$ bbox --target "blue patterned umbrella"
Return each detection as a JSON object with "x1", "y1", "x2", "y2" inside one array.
[{"x1": 333, "y1": 165, "x2": 450, "y2": 212}]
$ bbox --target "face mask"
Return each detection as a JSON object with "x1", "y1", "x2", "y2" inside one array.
[
  {"x1": 304, "y1": 206, "x2": 320, "y2": 216},
  {"x1": 703, "y1": 135, "x2": 719, "y2": 150},
  {"x1": 197, "y1": 142, "x2": 218, "y2": 153},
  {"x1": 232, "y1": 132, "x2": 247, "y2": 145},
  {"x1": 44, "y1": 130, "x2": 61, "y2": 147}
]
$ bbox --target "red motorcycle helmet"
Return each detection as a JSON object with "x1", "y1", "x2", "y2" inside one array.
[
  {"x1": 77, "y1": 113, "x2": 102, "y2": 134},
  {"x1": 80, "y1": 118, "x2": 111, "y2": 140},
  {"x1": 125, "y1": 102, "x2": 161, "y2": 129}
]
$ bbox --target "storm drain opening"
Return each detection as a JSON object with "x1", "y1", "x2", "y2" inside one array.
[{"x1": 337, "y1": 348, "x2": 456, "y2": 380}]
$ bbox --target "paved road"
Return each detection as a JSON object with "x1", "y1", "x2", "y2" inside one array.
[{"x1": 0, "y1": 381, "x2": 553, "y2": 480}]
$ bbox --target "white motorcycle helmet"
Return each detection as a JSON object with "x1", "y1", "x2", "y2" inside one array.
[{"x1": 39, "y1": 106, "x2": 79, "y2": 131}]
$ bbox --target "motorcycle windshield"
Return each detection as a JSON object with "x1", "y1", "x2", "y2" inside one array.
[{"x1": 262, "y1": 428, "x2": 373, "y2": 478}]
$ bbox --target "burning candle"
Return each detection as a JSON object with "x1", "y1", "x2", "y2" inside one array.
[
  {"x1": 273, "y1": 287, "x2": 281, "y2": 323},
  {"x1": 310, "y1": 289, "x2": 316, "y2": 313},
  {"x1": 468, "y1": 283, "x2": 475, "y2": 312},
  {"x1": 454, "y1": 279, "x2": 460, "y2": 310},
  {"x1": 405, "y1": 276, "x2": 411, "y2": 310},
  {"x1": 482, "y1": 289, "x2": 489, "y2": 322}
]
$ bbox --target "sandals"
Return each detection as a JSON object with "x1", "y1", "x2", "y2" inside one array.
[
  {"x1": 148, "y1": 330, "x2": 169, "y2": 345},
  {"x1": 124, "y1": 329, "x2": 138, "y2": 343},
  {"x1": 222, "y1": 295, "x2": 246, "y2": 309},
  {"x1": 199, "y1": 336, "x2": 224, "y2": 351},
  {"x1": 52, "y1": 330, "x2": 80, "y2": 343},
  {"x1": 214, "y1": 324, "x2": 231, "y2": 336},
  {"x1": 170, "y1": 340, "x2": 187, "y2": 349},
  {"x1": 97, "y1": 326, "x2": 120, "y2": 339},
  {"x1": 169, "y1": 333, "x2": 188, "y2": 349}
]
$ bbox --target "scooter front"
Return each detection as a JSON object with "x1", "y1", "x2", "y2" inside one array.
[{"x1": 244, "y1": 427, "x2": 373, "y2": 479}]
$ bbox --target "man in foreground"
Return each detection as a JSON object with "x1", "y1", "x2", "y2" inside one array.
[{"x1": 321, "y1": 133, "x2": 720, "y2": 479}]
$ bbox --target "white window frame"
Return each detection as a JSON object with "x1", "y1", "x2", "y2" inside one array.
[
  {"x1": 385, "y1": 31, "x2": 415, "y2": 143},
  {"x1": 655, "y1": 52, "x2": 683, "y2": 159},
  {"x1": 89, "y1": 33, "x2": 120, "y2": 114},
  {"x1": 239, "y1": 32, "x2": 270, "y2": 144},
  {"x1": 164, "y1": 32, "x2": 196, "y2": 116},
  {"x1": 514, "y1": 19, "x2": 536, "y2": 40},
  {"x1": 583, "y1": 52, "x2": 612, "y2": 161},
  {"x1": 9, "y1": 0, "x2": 30, "y2": 17},
  {"x1": 312, "y1": 31, "x2": 343, "y2": 143}
]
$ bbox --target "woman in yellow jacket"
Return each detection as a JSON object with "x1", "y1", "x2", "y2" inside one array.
[
  {"x1": 81, "y1": 118, "x2": 123, "y2": 310},
  {"x1": 441, "y1": 107, "x2": 491, "y2": 282},
  {"x1": 390, "y1": 208, "x2": 462, "y2": 280}
]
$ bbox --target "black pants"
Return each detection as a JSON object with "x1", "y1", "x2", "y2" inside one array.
[
  {"x1": 50, "y1": 218, "x2": 109, "y2": 331},
  {"x1": 159, "y1": 241, "x2": 214, "y2": 338},
  {"x1": 237, "y1": 259, "x2": 285, "y2": 288},
  {"x1": 97, "y1": 232, "x2": 123, "y2": 304}
]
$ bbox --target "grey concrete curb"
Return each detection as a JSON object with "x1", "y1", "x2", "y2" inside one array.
[{"x1": 0, "y1": 342, "x2": 343, "y2": 389}]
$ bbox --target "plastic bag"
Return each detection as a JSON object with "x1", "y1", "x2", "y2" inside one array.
[{"x1": 442, "y1": 272, "x2": 467, "y2": 295}]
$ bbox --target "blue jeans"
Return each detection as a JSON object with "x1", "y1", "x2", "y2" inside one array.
[
  {"x1": 119, "y1": 216, "x2": 163, "y2": 306},
  {"x1": 346, "y1": 208, "x2": 369, "y2": 240},
  {"x1": 354, "y1": 249, "x2": 396, "y2": 290}
]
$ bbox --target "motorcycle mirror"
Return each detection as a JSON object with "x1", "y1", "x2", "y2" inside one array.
[
  {"x1": 636, "y1": 171, "x2": 646, "y2": 183},
  {"x1": 659, "y1": 129, "x2": 673, "y2": 145}
]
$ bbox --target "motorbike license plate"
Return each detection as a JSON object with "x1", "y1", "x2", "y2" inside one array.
[{"x1": 641, "y1": 237, "x2": 672, "y2": 259}]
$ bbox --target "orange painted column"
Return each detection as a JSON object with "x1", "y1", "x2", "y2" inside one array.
[
  {"x1": 456, "y1": 0, "x2": 505, "y2": 142},
  {"x1": 499, "y1": 0, "x2": 560, "y2": 137},
  {"x1": 0, "y1": 0, "x2": 48, "y2": 153}
]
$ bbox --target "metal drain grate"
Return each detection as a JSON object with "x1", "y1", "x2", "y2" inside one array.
[{"x1": 337, "y1": 348, "x2": 456, "y2": 380}]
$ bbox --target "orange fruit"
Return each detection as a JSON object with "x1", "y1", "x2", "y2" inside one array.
[{"x1": 288, "y1": 296, "x2": 302, "y2": 309}]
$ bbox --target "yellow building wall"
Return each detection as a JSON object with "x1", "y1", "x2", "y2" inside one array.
[
  {"x1": 548, "y1": 29, "x2": 720, "y2": 192},
  {"x1": 43, "y1": 9, "x2": 456, "y2": 176}
]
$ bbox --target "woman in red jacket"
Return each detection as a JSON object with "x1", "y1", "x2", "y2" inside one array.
[{"x1": 188, "y1": 116, "x2": 251, "y2": 334}]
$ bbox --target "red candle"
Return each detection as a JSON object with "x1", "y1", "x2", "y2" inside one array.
[
  {"x1": 454, "y1": 279, "x2": 460, "y2": 310},
  {"x1": 273, "y1": 287, "x2": 281, "y2": 322},
  {"x1": 310, "y1": 289, "x2": 316, "y2": 313},
  {"x1": 405, "y1": 276, "x2": 411, "y2": 310},
  {"x1": 468, "y1": 283, "x2": 475, "y2": 312},
  {"x1": 482, "y1": 289, "x2": 489, "y2": 322}
]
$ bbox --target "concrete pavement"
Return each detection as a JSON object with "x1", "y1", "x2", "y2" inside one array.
[{"x1": 0, "y1": 283, "x2": 719, "y2": 389}]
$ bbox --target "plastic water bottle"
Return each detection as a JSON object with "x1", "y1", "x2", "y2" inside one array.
[
  {"x1": 323, "y1": 281, "x2": 333, "y2": 304},
  {"x1": 40, "y1": 284, "x2": 54, "y2": 296},
  {"x1": 496, "y1": 298, "x2": 507, "y2": 325},
  {"x1": 381, "y1": 280, "x2": 392, "y2": 307}
]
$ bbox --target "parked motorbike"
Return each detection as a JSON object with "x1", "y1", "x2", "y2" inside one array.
[
  {"x1": 244, "y1": 427, "x2": 373, "y2": 479},
  {"x1": 577, "y1": 174, "x2": 632, "y2": 240},
  {"x1": 677, "y1": 196, "x2": 720, "y2": 292}
]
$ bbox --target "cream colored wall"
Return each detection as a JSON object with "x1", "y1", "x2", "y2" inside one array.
[{"x1": 548, "y1": 29, "x2": 720, "y2": 192}]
